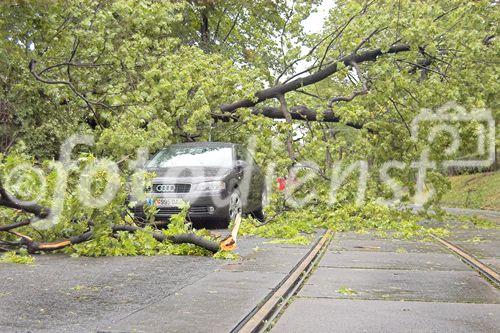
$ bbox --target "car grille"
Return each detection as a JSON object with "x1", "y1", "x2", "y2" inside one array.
[
  {"x1": 150, "y1": 183, "x2": 191, "y2": 193},
  {"x1": 157, "y1": 206, "x2": 209, "y2": 215},
  {"x1": 133, "y1": 206, "x2": 209, "y2": 216}
]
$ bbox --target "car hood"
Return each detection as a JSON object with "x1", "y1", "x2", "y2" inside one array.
[{"x1": 146, "y1": 166, "x2": 233, "y2": 184}]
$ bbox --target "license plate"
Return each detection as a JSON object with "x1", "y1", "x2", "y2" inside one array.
[{"x1": 154, "y1": 198, "x2": 184, "y2": 207}]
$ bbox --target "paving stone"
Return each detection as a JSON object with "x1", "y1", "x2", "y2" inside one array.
[
  {"x1": 329, "y1": 238, "x2": 446, "y2": 253},
  {"x1": 455, "y1": 241, "x2": 499, "y2": 260},
  {"x1": 273, "y1": 227, "x2": 500, "y2": 332},
  {"x1": 481, "y1": 257, "x2": 500, "y2": 272},
  {"x1": 333, "y1": 232, "x2": 392, "y2": 241},
  {"x1": 0, "y1": 255, "x2": 222, "y2": 333},
  {"x1": 271, "y1": 298, "x2": 500, "y2": 333},
  {"x1": 320, "y1": 251, "x2": 470, "y2": 271},
  {"x1": 0, "y1": 233, "x2": 319, "y2": 333},
  {"x1": 448, "y1": 228, "x2": 500, "y2": 242},
  {"x1": 221, "y1": 245, "x2": 310, "y2": 273},
  {"x1": 102, "y1": 270, "x2": 285, "y2": 333},
  {"x1": 299, "y1": 267, "x2": 500, "y2": 303}
]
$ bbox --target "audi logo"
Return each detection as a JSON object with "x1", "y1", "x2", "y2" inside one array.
[{"x1": 154, "y1": 184, "x2": 176, "y2": 193}]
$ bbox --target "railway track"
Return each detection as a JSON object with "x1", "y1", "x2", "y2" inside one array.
[
  {"x1": 432, "y1": 235, "x2": 499, "y2": 288},
  {"x1": 231, "y1": 229, "x2": 333, "y2": 333},
  {"x1": 231, "y1": 230, "x2": 498, "y2": 333}
]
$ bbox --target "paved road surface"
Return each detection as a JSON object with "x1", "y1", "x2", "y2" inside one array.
[
  {"x1": 2, "y1": 210, "x2": 498, "y2": 333},
  {"x1": 0, "y1": 231, "x2": 321, "y2": 333},
  {"x1": 271, "y1": 231, "x2": 499, "y2": 332}
]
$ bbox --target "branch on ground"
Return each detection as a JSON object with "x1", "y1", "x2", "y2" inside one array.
[
  {"x1": 0, "y1": 182, "x2": 50, "y2": 218},
  {"x1": 2, "y1": 223, "x2": 225, "y2": 254},
  {"x1": 0, "y1": 186, "x2": 242, "y2": 253}
]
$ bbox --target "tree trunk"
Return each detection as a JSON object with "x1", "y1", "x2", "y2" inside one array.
[{"x1": 277, "y1": 94, "x2": 295, "y2": 161}]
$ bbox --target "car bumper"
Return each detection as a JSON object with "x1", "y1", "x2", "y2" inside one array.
[{"x1": 132, "y1": 191, "x2": 230, "y2": 221}]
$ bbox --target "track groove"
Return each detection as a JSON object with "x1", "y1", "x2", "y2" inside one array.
[
  {"x1": 432, "y1": 235, "x2": 499, "y2": 288},
  {"x1": 231, "y1": 229, "x2": 332, "y2": 333}
]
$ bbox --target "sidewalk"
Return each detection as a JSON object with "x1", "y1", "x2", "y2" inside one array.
[
  {"x1": 444, "y1": 207, "x2": 500, "y2": 223},
  {"x1": 99, "y1": 232, "x2": 324, "y2": 333},
  {"x1": 0, "y1": 232, "x2": 322, "y2": 333},
  {"x1": 2, "y1": 221, "x2": 497, "y2": 332},
  {"x1": 271, "y1": 232, "x2": 499, "y2": 332}
]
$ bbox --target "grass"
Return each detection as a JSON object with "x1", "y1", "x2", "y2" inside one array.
[{"x1": 441, "y1": 171, "x2": 500, "y2": 210}]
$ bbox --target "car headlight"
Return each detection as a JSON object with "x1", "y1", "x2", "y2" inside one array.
[{"x1": 192, "y1": 181, "x2": 226, "y2": 192}]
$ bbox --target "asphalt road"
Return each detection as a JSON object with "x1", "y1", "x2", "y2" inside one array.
[
  {"x1": 2, "y1": 209, "x2": 498, "y2": 333},
  {"x1": 0, "y1": 230, "x2": 319, "y2": 333},
  {"x1": 0, "y1": 254, "x2": 223, "y2": 332}
]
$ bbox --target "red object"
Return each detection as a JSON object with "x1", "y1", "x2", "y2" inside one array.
[{"x1": 277, "y1": 177, "x2": 287, "y2": 191}]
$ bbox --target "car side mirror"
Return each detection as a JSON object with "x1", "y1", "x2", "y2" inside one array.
[{"x1": 235, "y1": 160, "x2": 247, "y2": 171}]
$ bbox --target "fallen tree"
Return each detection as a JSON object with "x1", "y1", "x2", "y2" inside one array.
[
  {"x1": 0, "y1": 182, "x2": 241, "y2": 255},
  {"x1": 213, "y1": 105, "x2": 365, "y2": 128},
  {"x1": 1, "y1": 0, "x2": 497, "y2": 259}
]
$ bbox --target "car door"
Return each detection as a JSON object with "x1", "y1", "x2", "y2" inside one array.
[{"x1": 235, "y1": 145, "x2": 262, "y2": 211}]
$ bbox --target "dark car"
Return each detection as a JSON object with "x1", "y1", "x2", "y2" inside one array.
[{"x1": 132, "y1": 142, "x2": 266, "y2": 227}]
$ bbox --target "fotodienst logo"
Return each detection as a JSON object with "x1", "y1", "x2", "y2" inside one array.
[{"x1": 1, "y1": 102, "x2": 495, "y2": 228}]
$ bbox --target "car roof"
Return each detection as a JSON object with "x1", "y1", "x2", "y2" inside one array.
[{"x1": 166, "y1": 142, "x2": 238, "y2": 149}]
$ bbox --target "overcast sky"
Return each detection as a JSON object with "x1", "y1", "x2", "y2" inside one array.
[
  {"x1": 302, "y1": 0, "x2": 336, "y2": 34},
  {"x1": 287, "y1": 0, "x2": 336, "y2": 78}
]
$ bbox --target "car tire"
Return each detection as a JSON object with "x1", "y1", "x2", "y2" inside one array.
[
  {"x1": 228, "y1": 188, "x2": 243, "y2": 220},
  {"x1": 217, "y1": 188, "x2": 242, "y2": 228}
]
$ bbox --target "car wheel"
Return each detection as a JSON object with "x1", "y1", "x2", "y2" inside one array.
[
  {"x1": 228, "y1": 188, "x2": 243, "y2": 222},
  {"x1": 216, "y1": 189, "x2": 242, "y2": 228}
]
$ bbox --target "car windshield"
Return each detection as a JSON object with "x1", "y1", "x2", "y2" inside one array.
[{"x1": 147, "y1": 146, "x2": 233, "y2": 168}]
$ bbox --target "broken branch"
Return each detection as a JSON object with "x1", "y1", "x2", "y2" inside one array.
[{"x1": 328, "y1": 62, "x2": 368, "y2": 107}]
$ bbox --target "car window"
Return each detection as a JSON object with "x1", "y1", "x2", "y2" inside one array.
[
  {"x1": 235, "y1": 146, "x2": 245, "y2": 161},
  {"x1": 147, "y1": 146, "x2": 233, "y2": 168}
]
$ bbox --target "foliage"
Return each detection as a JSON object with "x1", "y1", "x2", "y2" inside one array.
[
  {"x1": 0, "y1": 249, "x2": 34, "y2": 264},
  {"x1": 0, "y1": 156, "x2": 218, "y2": 257},
  {"x1": 444, "y1": 212, "x2": 498, "y2": 230},
  {"x1": 69, "y1": 227, "x2": 214, "y2": 257},
  {"x1": 241, "y1": 198, "x2": 450, "y2": 244},
  {"x1": 0, "y1": 0, "x2": 498, "y2": 256},
  {"x1": 69, "y1": 204, "x2": 215, "y2": 257},
  {"x1": 213, "y1": 250, "x2": 239, "y2": 260},
  {"x1": 336, "y1": 286, "x2": 357, "y2": 295}
]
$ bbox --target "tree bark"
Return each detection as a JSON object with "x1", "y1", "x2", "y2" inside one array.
[
  {"x1": 200, "y1": 8, "x2": 210, "y2": 50},
  {"x1": 277, "y1": 94, "x2": 296, "y2": 161},
  {"x1": 23, "y1": 230, "x2": 94, "y2": 253},
  {"x1": 220, "y1": 44, "x2": 410, "y2": 114},
  {"x1": 9, "y1": 225, "x2": 222, "y2": 254},
  {"x1": 113, "y1": 225, "x2": 221, "y2": 253},
  {"x1": 253, "y1": 106, "x2": 365, "y2": 128},
  {"x1": 0, "y1": 184, "x2": 50, "y2": 218},
  {"x1": 0, "y1": 219, "x2": 31, "y2": 232},
  {"x1": 213, "y1": 105, "x2": 365, "y2": 128}
]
